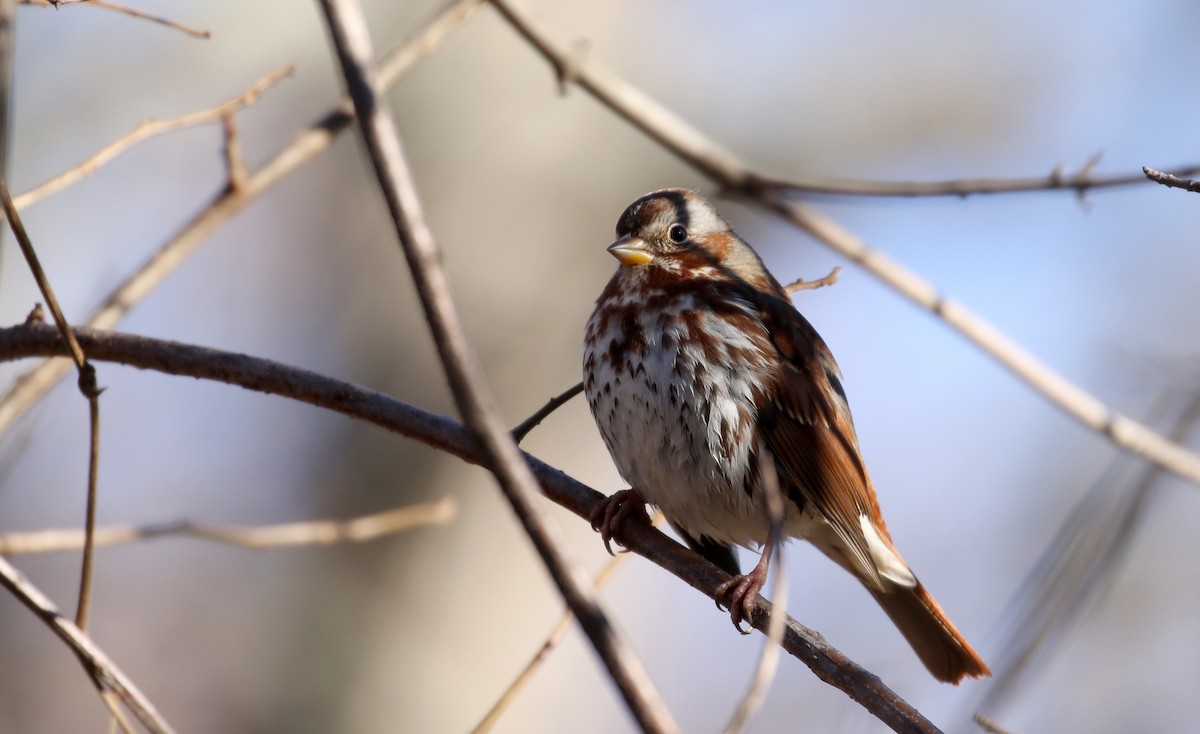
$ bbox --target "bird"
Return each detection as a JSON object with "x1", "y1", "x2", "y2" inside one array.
[{"x1": 582, "y1": 188, "x2": 990, "y2": 684}]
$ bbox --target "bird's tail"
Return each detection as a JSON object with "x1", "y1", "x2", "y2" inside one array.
[{"x1": 866, "y1": 580, "x2": 991, "y2": 684}]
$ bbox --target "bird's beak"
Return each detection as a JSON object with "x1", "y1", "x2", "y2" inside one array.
[{"x1": 607, "y1": 236, "x2": 654, "y2": 267}]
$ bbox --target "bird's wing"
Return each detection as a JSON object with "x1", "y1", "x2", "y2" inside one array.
[{"x1": 751, "y1": 292, "x2": 891, "y2": 589}]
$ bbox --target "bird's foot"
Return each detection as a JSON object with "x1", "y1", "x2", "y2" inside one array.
[
  {"x1": 589, "y1": 488, "x2": 648, "y2": 556},
  {"x1": 714, "y1": 564, "x2": 768, "y2": 635}
]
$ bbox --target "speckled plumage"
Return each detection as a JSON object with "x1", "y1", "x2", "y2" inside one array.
[{"x1": 583, "y1": 189, "x2": 989, "y2": 683}]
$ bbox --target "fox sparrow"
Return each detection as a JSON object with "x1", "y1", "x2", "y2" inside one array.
[{"x1": 582, "y1": 189, "x2": 989, "y2": 683}]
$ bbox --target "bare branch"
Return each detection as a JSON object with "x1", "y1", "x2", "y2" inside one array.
[
  {"x1": 0, "y1": 498, "x2": 456, "y2": 554},
  {"x1": 974, "y1": 713, "x2": 1019, "y2": 734},
  {"x1": 1143, "y1": 165, "x2": 1200, "y2": 194},
  {"x1": 761, "y1": 158, "x2": 1200, "y2": 198},
  {"x1": 24, "y1": 0, "x2": 211, "y2": 39},
  {"x1": 0, "y1": 0, "x2": 482, "y2": 441},
  {"x1": 0, "y1": 0, "x2": 15, "y2": 294},
  {"x1": 489, "y1": 0, "x2": 1200, "y2": 489},
  {"x1": 97, "y1": 689, "x2": 137, "y2": 734},
  {"x1": 0, "y1": 553, "x2": 178, "y2": 734},
  {"x1": 13, "y1": 65, "x2": 293, "y2": 211},
  {"x1": 512, "y1": 382, "x2": 583, "y2": 443},
  {"x1": 784, "y1": 266, "x2": 840, "y2": 294},
  {"x1": 221, "y1": 113, "x2": 249, "y2": 191},
  {"x1": 0, "y1": 176, "x2": 88, "y2": 372},
  {"x1": 317, "y1": 1, "x2": 678, "y2": 730},
  {"x1": 0, "y1": 173, "x2": 105, "y2": 630},
  {"x1": 0, "y1": 323, "x2": 941, "y2": 734}
]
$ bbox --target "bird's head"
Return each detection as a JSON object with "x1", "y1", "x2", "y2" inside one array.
[{"x1": 607, "y1": 189, "x2": 775, "y2": 292}]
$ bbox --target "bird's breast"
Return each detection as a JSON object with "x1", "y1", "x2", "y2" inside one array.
[{"x1": 583, "y1": 278, "x2": 778, "y2": 545}]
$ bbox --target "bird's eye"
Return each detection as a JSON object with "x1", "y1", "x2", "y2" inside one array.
[{"x1": 668, "y1": 224, "x2": 688, "y2": 244}]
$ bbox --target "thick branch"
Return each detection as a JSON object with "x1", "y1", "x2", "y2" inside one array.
[
  {"x1": 317, "y1": 1, "x2": 677, "y2": 730},
  {"x1": 0, "y1": 323, "x2": 940, "y2": 734}
]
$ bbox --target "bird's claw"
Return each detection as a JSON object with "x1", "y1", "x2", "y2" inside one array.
[
  {"x1": 589, "y1": 488, "x2": 647, "y2": 556},
  {"x1": 715, "y1": 569, "x2": 765, "y2": 635}
]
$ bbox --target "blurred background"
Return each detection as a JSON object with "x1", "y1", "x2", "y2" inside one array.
[{"x1": 0, "y1": 1, "x2": 1198, "y2": 732}]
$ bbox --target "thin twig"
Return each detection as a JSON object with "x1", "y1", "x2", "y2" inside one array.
[
  {"x1": 96, "y1": 689, "x2": 136, "y2": 734},
  {"x1": 25, "y1": 0, "x2": 210, "y2": 39},
  {"x1": 784, "y1": 266, "x2": 840, "y2": 294},
  {"x1": 0, "y1": 553, "x2": 177, "y2": 734},
  {"x1": 317, "y1": 1, "x2": 678, "y2": 730},
  {"x1": 0, "y1": 178, "x2": 86, "y2": 370},
  {"x1": 221, "y1": 113, "x2": 248, "y2": 191},
  {"x1": 761, "y1": 158, "x2": 1200, "y2": 198},
  {"x1": 0, "y1": 0, "x2": 16, "y2": 282},
  {"x1": 0, "y1": 323, "x2": 941, "y2": 734},
  {"x1": 13, "y1": 65, "x2": 293, "y2": 212},
  {"x1": 0, "y1": 173, "x2": 104, "y2": 630},
  {"x1": 1143, "y1": 166, "x2": 1200, "y2": 194},
  {"x1": 0, "y1": 498, "x2": 457, "y2": 554},
  {"x1": 721, "y1": 441, "x2": 787, "y2": 734},
  {"x1": 511, "y1": 382, "x2": 583, "y2": 443},
  {"x1": 973, "y1": 713, "x2": 1018, "y2": 734},
  {"x1": 76, "y1": 374, "x2": 100, "y2": 629},
  {"x1": 488, "y1": 0, "x2": 1200, "y2": 489},
  {"x1": 0, "y1": 0, "x2": 481, "y2": 441}
]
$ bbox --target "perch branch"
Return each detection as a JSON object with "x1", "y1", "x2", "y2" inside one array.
[
  {"x1": 0, "y1": 323, "x2": 941, "y2": 734},
  {"x1": 317, "y1": 0, "x2": 677, "y2": 730}
]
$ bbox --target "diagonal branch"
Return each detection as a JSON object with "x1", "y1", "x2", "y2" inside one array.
[
  {"x1": 316, "y1": 1, "x2": 678, "y2": 731},
  {"x1": 0, "y1": 323, "x2": 942, "y2": 734},
  {"x1": 511, "y1": 382, "x2": 583, "y2": 442},
  {"x1": 13, "y1": 65, "x2": 293, "y2": 212},
  {"x1": 0, "y1": 173, "x2": 105, "y2": 632},
  {"x1": 0, "y1": 553, "x2": 177, "y2": 734},
  {"x1": 487, "y1": 0, "x2": 1200, "y2": 489}
]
